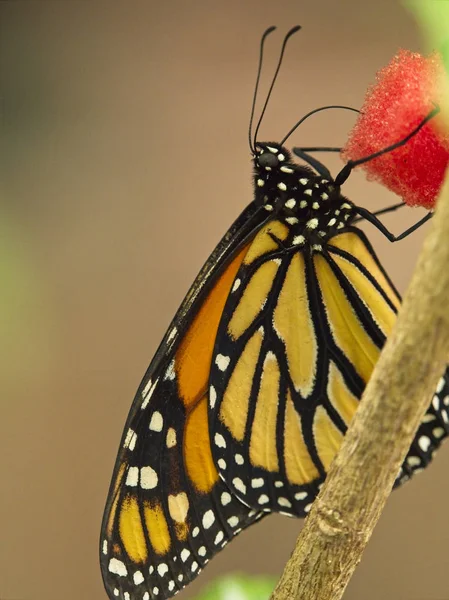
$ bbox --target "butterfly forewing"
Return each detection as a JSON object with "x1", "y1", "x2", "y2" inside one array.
[{"x1": 100, "y1": 205, "x2": 268, "y2": 600}]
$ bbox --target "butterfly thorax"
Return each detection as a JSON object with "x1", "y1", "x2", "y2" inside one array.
[{"x1": 253, "y1": 142, "x2": 356, "y2": 250}]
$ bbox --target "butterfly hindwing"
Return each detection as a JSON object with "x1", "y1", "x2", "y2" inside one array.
[{"x1": 208, "y1": 224, "x2": 449, "y2": 516}]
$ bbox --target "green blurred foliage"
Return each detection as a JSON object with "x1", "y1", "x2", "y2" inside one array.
[
  {"x1": 405, "y1": 0, "x2": 449, "y2": 130},
  {"x1": 193, "y1": 574, "x2": 276, "y2": 600}
]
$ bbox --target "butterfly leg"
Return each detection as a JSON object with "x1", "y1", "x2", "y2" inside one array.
[{"x1": 355, "y1": 206, "x2": 433, "y2": 241}]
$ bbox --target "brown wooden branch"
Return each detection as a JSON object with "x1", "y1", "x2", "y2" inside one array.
[{"x1": 271, "y1": 173, "x2": 449, "y2": 600}]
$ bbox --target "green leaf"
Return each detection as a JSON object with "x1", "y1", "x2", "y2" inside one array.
[{"x1": 193, "y1": 574, "x2": 276, "y2": 600}]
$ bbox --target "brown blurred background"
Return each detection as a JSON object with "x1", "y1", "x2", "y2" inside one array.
[{"x1": 1, "y1": 1, "x2": 448, "y2": 599}]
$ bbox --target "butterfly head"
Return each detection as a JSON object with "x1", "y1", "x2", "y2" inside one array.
[{"x1": 253, "y1": 142, "x2": 292, "y2": 172}]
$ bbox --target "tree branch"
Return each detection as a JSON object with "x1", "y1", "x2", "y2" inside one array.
[{"x1": 271, "y1": 173, "x2": 449, "y2": 600}]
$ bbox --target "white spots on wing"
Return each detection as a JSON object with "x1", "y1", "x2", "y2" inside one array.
[
  {"x1": 277, "y1": 182, "x2": 287, "y2": 191},
  {"x1": 149, "y1": 411, "x2": 163, "y2": 432},
  {"x1": 215, "y1": 433, "x2": 226, "y2": 448},
  {"x1": 285, "y1": 198, "x2": 296, "y2": 209},
  {"x1": 304, "y1": 189, "x2": 313, "y2": 196},
  {"x1": 422, "y1": 413, "x2": 436, "y2": 423},
  {"x1": 407, "y1": 456, "x2": 421, "y2": 467},
  {"x1": 258, "y1": 494, "x2": 269, "y2": 505},
  {"x1": 257, "y1": 179, "x2": 265, "y2": 187},
  {"x1": 278, "y1": 497, "x2": 292, "y2": 508},
  {"x1": 166, "y1": 427, "x2": 177, "y2": 448},
  {"x1": 274, "y1": 481, "x2": 284, "y2": 488},
  {"x1": 214, "y1": 531, "x2": 225, "y2": 545},
  {"x1": 295, "y1": 491, "x2": 308, "y2": 501},
  {"x1": 124, "y1": 593, "x2": 130, "y2": 600},
  {"x1": 251, "y1": 477, "x2": 264, "y2": 488},
  {"x1": 232, "y1": 477, "x2": 246, "y2": 494},
  {"x1": 312, "y1": 244, "x2": 323, "y2": 252},
  {"x1": 432, "y1": 395, "x2": 440, "y2": 410},
  {"x1": 321, "y1": 192, "x2": 329, "y2": 200},
  {"x1": 157, "y1": 563, "x2": 168, "y2": 577},
  {"x1": 143, "y1": 593, "x2": 149, "y2": 600},
  {"x1": 227, "y1": 516, "x2": 239, "y2": 527},
  {"x1": 443, "y1": 410, "x2": 449, "y2": 424},
  {"x1": 181, "y1": 549, "x2": 191, "y2": 562},
  {"x1": 286, "y1": 217, "x2": 298, "y2": 225},
  {"x1": 141, "y1": 377, "x2": 159, "y2": 410},
  {"x1": 102, "y1": 539, "x2": 108, "y2": 554},
  {"x1": 198, "y1": 546, "x2": 207, "y2": 557},
  {"x1": 306, "y1": 218, "x2": 318, "y2": 230},
  {"x1": 113, "y1": 589, "x2": 119, "y2": 597},
  {"x1": 299, "y1": 200, "x2": 308, "y2": 209},
  {"x1": 221, "y1": 491, "x2": 232, "y2": 506},
  {"x1": 293, "y1": 235, "x2": 305, "y2": 246},
  {"x1": 167, "y1": 327, "x2": 177, "y2": 344},
  {"x1": 444, "y1": 395, "x2": 449, "y2": 406},
  {"x1": 178, "y1": 574, "x2": 184, "y2": 582},
  {"x1": 164, "y1": 359, "x2": 176, "y2": 381},
  {"x1": 328, "y1": 218, "x2": 336, "y2": 227},
  {"x1": 235, "y1": 453, "x2": 244, "y2": 465},
  {"x1": 418, "y1": 436, "x2": 431, "y2": 452},
  {"x1": 124, "y1": 428, "x2": 137, "y2": 451},
  {"x1": 264, "y1": 204, "x2": 274, "y2": 211},
  {"x1": 437, "y1": 377, "x2": 445, "y2": 393},
  {"x1": 140, "y1": 466, "x2": 158, "y2": 490},
  {"x1": 218, "y1": 458, "x2": 227, "y2": 470},
  {"x1": 153, "y1": 587, "x2": 159, "y2": 596},
  {"x1": 433, "y1": 427, "x2": 446, "y2": 438},
  {"x1": 304, "y1": 503, "x2": 313, "y2": 513},
  {"x1": 191, "y1": 561, "x2": 199, "y2": 572},
  {"x1": 149, "y1": 565, "x2": 154, "y2": 574},
  {"x1": 312, "y1": 202, "x2": 320, "y2": 210},
  {"x1": 168, "y1": 492, "x2": 189, "y2": 523},
  {"x1": 192, "y1": 526, "x2": 200, "y2": 537},
  {"x1": 341, "y1": 202, "x2": 352, "y2": 210},
  {"x1": 202, "y1": 509, "x2": 215, "y2": 529},
  {"x1": 281, "y1": 165, "x2": 294, "y2": 173},
  {"x1": 133, "y1": 570, "x2": 144, "y2": 585},
  {"x1": 299, "y1": 178, "x2": 309, "y2": 185},
  {"x1": 126, "y1": 466, "x2": 139, "y2": 487},
  {"x1": 168, "y1": 581, "x2": 175, "y2": 592},
  {"x1": 232, "y1": 278, "x2": 241, "y2": 293},
  {"x1": 209, "y1": 385, "x2": 217, "y2": 409},
  {"x1": 108, "y1": 558, "x2": 128, "y2": 577},
  {"x1": 215, "y1": 354, "x2": 230, "y2": 371}
]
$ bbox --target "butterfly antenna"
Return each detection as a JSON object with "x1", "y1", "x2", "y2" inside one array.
[
  {"x1": 248, "y1": 26, "x2": 277, "y2": 154},
  {"x1": 280, "y1": 105, "x2": 360, "y2": 146},
  {"x1": 253, "y1": 25, "x2": 301, "y2": 148}
]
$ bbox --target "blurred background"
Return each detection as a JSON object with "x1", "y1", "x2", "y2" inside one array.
[{"x1": 1, "y1": 1, "x2": 448, "y2": 599}]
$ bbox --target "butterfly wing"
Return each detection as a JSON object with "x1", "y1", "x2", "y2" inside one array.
[
  {"x1": 209, "y1": 225, "x2": 449, "y2": 516},
  {"x1": 100, "y1": 204, "x2": 268, "y2": 600}
]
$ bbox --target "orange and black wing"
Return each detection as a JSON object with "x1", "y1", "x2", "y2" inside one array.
[
  {"x1": 100, "y1": 203, "x2": 268, "y2": 600},
  {"x1": 208, "y1": 224, "x2": 449, "y2": 515}
]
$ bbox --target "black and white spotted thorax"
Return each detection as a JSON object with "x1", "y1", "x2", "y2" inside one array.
[{"x1": 253, "y1": 142, "x2": 356, "y2": 250}]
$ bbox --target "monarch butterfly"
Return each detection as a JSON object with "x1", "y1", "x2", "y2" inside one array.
[{"x1": 100, "y1": 26, "x2": 449, "y2": 600}]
